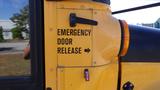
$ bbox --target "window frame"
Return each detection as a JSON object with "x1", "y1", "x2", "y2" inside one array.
[{"x1": 0, "y1": 0, "x2": 45, "y2": 90}]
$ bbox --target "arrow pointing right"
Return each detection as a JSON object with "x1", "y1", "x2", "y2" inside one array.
[{"x1": 84, "y1": 48, "x2": 91, "y2": 53}]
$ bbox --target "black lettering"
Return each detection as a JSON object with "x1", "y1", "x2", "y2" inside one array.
[
  {"x1": 57, "y1": 29, "x2": 61, "y2": 35},
  {"x1": 71, "y1": 47, "x2": 74, "y2": 54},
  {"x1": 57, "y1": 47, "x2": 82, "y2": 54},
  {"x1": 57, "y1": 47, "x2": 62, "y2": 54},
  {"x1": 61, "y1": 29, "x2": 66, "y2": 36},
  {"x1": 57, "y1": 38, "x2": 61, "y2": 45},
  {"x1": 68, "y1": 38, "x2": 72, "y2": 45},
  {"x1": 57, "y1": 38, "x2": 73, "y2": 45},
  {"x1": 70, "y1": 29, "x2": 74, "y2": 36},
  {"x1": 57, "y1": 29, "x2": 91, "y2": 36},
  {"x1": 75, "y1": 47, "x2": 81, "y2": 54}
]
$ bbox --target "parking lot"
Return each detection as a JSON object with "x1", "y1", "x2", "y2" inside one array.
[{"x1": 0, "y1": 41, "x2": 28, "y2": 54}]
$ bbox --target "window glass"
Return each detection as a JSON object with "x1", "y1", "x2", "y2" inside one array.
[{"x1": 0, "y1": 0, "x2": 30, "y2": 76}]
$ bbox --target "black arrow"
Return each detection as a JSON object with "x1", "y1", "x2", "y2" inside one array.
[{"x1": 84, "y1": 48, "x2": 91, "y2": 53}]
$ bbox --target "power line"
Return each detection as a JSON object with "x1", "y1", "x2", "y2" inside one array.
[{"x1": 112, "y1": 2, "x2": 160, "y2": 14}]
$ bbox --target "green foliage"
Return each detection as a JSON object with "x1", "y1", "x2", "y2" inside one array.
[
  {"x1": 10, "y1": 5, "x2": 29, "y2": 34},
  {"x1": 0, "y1": 26, "x2": 4, "y2": 42},
  {"x1": 11, "y1": 27, "x2": 23, "y2": 39}
]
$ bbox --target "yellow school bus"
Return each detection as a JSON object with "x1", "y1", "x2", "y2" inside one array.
[{"x1": 1, "y1": 0, "x2": 160, "y2": 90}]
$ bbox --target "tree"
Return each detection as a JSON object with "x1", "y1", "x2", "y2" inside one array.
[
  {"x1": 10, "y1": 5, "x2": 29, "y2": 39},
  {"x1": 11, "y1": 27, "x2": 23, "y2": 39},
  {"x1": 0, "y1": 26, "x2": 4, "y2": 42}
]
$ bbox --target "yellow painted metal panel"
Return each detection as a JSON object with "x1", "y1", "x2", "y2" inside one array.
[
  {"x1": 121, "y1": 62, "x2": 160, "y2": 90},
  {"x1": 44, "y1": 1, "x2": 121, "y2": 90},
  {"x1": 57, "y1": 9, "x2": 92, "y2": 66},
  {"x1": 58, "y1": 59, "x2": 118, "y2": 90},
  {"x1": 57, "y1": 1, "x2": 111, "y2": 11},
  {"x1": 92, "y1": 10, "x2": 121, "y2": 66},
  {"x1": 44, "y1": 1, "x2": 57, "y2": 89}
]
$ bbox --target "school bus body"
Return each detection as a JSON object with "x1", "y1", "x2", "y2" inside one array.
[{"x1": 44, "y1": 0, "x2": 160, "y2": 90}]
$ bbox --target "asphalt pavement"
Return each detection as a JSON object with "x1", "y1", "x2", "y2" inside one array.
[{"x1": 0, "y1": 42, "x2": 28, "y2": 54}]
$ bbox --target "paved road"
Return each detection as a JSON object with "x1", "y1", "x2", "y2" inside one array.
[{"x1": 0, "y1": 42, "x2": 28, "y2": 54}]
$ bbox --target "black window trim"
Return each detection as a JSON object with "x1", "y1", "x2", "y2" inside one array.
[{"x1": 0, "y1": 0, "x2": 45, "y2": 90}]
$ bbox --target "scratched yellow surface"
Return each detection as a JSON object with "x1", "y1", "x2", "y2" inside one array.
[
  {"x1": 121, "y1": 62, "x2": 160, "y2": 90},
  {"x1": 44, "y1": 1, "x2": 121, "y2": 90}
]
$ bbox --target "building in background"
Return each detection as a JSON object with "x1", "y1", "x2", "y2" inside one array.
[
  {"x1": 3, "y1": 29, "x2": 13, "y2": 39},
  {"x1": 0, "y1": 20, "x2": 14, "y2": 40},
  {"x1": 0, "y1": 20, "x2": 28, "y2": 40},
  {"x1": 154, "y1": 18, "x2": 160, "y2": 28},
  {"x1": 141, "y1": 18, "x2": 160, "y2": 29},
  {"x1": 141, "y1": 23, "x2": 154, "y2": 27}
]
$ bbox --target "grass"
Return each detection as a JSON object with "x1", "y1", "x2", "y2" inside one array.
[{"x1": 0, "y1": 54, "x2": 31, "y2": 76}]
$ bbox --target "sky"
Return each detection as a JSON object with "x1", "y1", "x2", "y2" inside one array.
[
  {"x1": 111, "y1": 0, "x2": 160, "y2": 24},
  {"x1": 0, "y1": 0, "x2": 159, "y2": 28},
  {"x1": 0, "y1": 0, "x2": 28, "y2": 20},
  {"x1": 0, "y1": 0, "x2": 28, "y2": 29}
]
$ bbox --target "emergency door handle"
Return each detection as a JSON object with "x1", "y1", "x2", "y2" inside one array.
[{"x1": 70, "y1": 13, "x2": 98, "y2": 27}]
